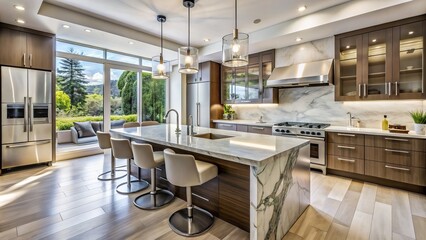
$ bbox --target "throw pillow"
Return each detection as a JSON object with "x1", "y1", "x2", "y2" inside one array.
[{"x1": 74, "y1": 121, "x2": 96, "y2": 138}]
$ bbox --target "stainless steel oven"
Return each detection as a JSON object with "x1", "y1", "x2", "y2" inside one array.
[{"x1": 297, "y1": 135, "x2": 326, "y2": 166}]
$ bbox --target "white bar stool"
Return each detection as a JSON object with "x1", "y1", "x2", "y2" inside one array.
[
  {"x1": 163, "y1": 148, "x2": 218, "y2": 237},
  {"x1": 110, "y1": 138, "x2": 149, "y2": 194},
  {"x1": 96, "y1": 132, "x2": 126, "y2": 181},
  {"x1": 131, "y1": 142, "x2": 174, "y2": 209}
]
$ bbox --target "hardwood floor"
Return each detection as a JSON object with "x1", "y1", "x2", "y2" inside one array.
[
  {"x1": 0, "y1": 154, "x2": 248, "y2": 240},
  {"x1": 0, "y1": 154, "x2": 425, "y2": 240},
  {"x1": 287, "y1": 171, "x2": 426, "y2": 240}
]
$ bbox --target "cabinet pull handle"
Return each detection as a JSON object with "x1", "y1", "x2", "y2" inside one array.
[
  {"x1": 395, "y1": 82, "x2": 398, "y2": 96},
  {"x1": 155, "y1": 167, "x2": 163, "y2": 171},
  {"x1": 337, "y1": 133, "x2": 356, "y2": 137},
  {"x1": 358, "y1": 84, "x2": 362, "y2": 97},
  {"x1": 385, "y1": 149, "x2": 410, "y2": 154},
  {"x1": 385, "y1": 82, "x2": 388, "y2": 95},
  {"x1": 23, "y1": 53, "x2": 26, "y2": 67},
  {"x1": 363, "y1": 83, "x2": 367, "y2": 97},
  {"x1": 191, "y1": 193, "x2": 209, "y2": 202},
  {"x1": 221, "y1": 124, "x2": 232, "y2": 127},
  {"x1": 252, "y1": 127, "x2": 265, "y2": 130},
  {"x1": 241, "y1": 100, "x2": 251, "y2": 103},
  {"x1": 337, "y1": 157, "x2": 355, "y2": 163},
  {"x1": 159, "y1": 176, "x2": 168, "y2": 182},
  {"x1": 196, "y1": 103, "x2": 200, "y2": 127},
  {"x1": 385, "y1": 165, "x2": 410, "y2": 171},
  {"x1": 337, "y1": 145, "x2": 356, "y2": 150},
  {"x1": 29, "y1": 54, "x2": 33, "y2": 67},
  {"x1": 384, "y1": 138, "x2": 408, "y2": 142},
  {"x1": 388, "y1": 82, "x2": 392, "y2": 96}
]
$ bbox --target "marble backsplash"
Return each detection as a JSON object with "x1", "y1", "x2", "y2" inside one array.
[
  {"x1": 233, "y1": 85, "x2": 425, "y2": 130},
  {"x1": 232, "y1": 37, "x2": 425, "y2": 130}
]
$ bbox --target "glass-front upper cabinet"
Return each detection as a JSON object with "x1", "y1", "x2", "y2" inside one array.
[
  {"x1": 222, "y1": 67, "x2": 235, "y2": 103},
  {"x1": 336, "y1": 35, "x2": 363, "y2": 100},
  {"x1": 247, "y1": 64, "x2": 260, "y2": 102},
  {"x1": 393, "y1": 21, "x2": 425, "y2": 98},
  {"x1": 363, "y1": 29, "x2": 392, "y2": 99}
]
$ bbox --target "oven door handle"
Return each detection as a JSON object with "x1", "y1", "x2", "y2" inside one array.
[{"x1": 296, "y1": 136, "x2": 324, "y2": 141}]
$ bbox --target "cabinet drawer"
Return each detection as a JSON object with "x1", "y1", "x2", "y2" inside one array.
[
  {"x1": 365, "y1": 135, "x2": 426, "y2": 152},
  {"x1": 236, "y1": 125, "x2": 248, "y2": 132},
  {"x1": 327, "y1": 132, "x2": 364, "y2": 145},
  {"x1": 215, "y1": 123, "x2": 237, "y2": 131},
  {"x1": 365, "y1": 161, "x2": 426, "y2": 186},
  {"x1": 328, "y1": 143, "x2": 364, "y2": 159},
  {"x1": 247, "y1": 126, "x2": 272, "y2": 135},
  {"x1": 192, "y1": 178, "x2": 219, "y2": 215},
  {"x1": 327, "y1": 155, "x2": 364, "y2": 174},
  {"x1": 365, "y1": 147, "x2": 425, "y2": 168}
]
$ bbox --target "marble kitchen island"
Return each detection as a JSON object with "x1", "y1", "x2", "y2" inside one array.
[{"x1": 110, "y1": 124, "x2": 310, "y2": 240}]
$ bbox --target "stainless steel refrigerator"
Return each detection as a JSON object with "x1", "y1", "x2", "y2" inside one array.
[{"x1": 1, "y1": 66, "x2": 53, "y2": 170}]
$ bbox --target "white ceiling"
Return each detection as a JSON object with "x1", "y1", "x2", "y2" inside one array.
[{"x1": 0, "y1": 0, "x2": 425, "y2": 62}]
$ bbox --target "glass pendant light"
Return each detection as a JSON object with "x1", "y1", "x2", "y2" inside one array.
[
  {"x1": 152, "y1": 15, "x2": 170, "y2": 79},
  {"x1": 222, "y1": 0, "x2": 249, "y2": 67},
  {"x1": 178, "y1": 0, "x2": 199, "y2": 74}
]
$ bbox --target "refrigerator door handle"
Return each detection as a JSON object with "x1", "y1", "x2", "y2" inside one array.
[
  {"x1": 23, "y1": 97, "x2": 28, "y2": 132},
  {"x1": 6, "y1": 140, "x2": 51, "y2": 148},
  {"x1": 29, "y1": 97, "x2": 33, "y2": 132}
]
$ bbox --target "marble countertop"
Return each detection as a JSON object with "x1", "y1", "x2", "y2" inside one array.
[
  {"x1": 110, "y1": 124, "x2": 309, "y2": 166},
  {"x1": 213, "y1": 119, "x2": 275, "y2": 127},
  {"x1": 325, "y1": 126, "x2": 426, "y2": 139}
]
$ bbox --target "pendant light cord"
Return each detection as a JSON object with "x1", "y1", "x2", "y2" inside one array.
[
  {"x1": 235, "y1": 0, "x2": 237, "y2": 30},
  {"x1": 187, "y1": 6, "x2": 190, "y2": 49},
  {"x1": 160, "y1": 20, "x2": 163, "y2": 57}
]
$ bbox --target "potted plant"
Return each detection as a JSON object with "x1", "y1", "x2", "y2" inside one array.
[
  {"x1": 223, "y1": 104, "x2": 236, "y2": 120},
  {"x1": 409, "y1": 110, "x2": 426, "y2": 134}
]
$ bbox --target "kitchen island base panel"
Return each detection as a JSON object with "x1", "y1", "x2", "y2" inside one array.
[{"x1": 251, "y1": 145, "x2": 310, "y2": 240}]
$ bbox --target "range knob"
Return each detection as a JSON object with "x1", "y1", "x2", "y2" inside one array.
[
  {"x1": 305, "y1": 131, "x2": 310, "y2": 134},
  {"x1": 275, "y1": 129, "x2": 280, "y2": 132},
  {"x1": 280, "y1": 129, "x2": 285, "y2": 133},
  {"x1": 308, "y1": 125, "x2": 313, "y2": 128},
  {"x1": 286, "y1": 130, "x2": 290, "y2": 133},
  {"x1": 317, "y1": 132, "x2": 321, "y2": 136},
  {"x1": 300, "y1": 131, "x2": 305, "y2": 134},
  {"x1": 311, "y1": 132, "x2": 316, "y2": 135}
]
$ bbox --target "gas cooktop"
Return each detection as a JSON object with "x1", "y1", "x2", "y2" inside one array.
[{"x1": 272, "y1": 122, "x2": 330, "y2": 138}]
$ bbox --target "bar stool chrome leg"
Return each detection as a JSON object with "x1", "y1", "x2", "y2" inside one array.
[
  {"x1": 168, "y1": 186, "x2": 214, "y2": 236},
  {"x1": 97, "y1": 152, "x2": 126, "y2": 181},
  {"x1": 116, "y1": 158, "x2": 149, "y2": 194},
  {"x1": 133, "y1": 168, "x2": 174, "y2": 210}
]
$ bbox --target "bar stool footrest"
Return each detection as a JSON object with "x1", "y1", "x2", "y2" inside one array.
[
  {"x1": 116, "y1": 179, "x2": 149, "y2": 194},
  {"x1": 133, "y1": 189, "x2": 175, "y2": 210},
  {"x1": 97, "y1": 170, "x2": 127, "y2": 181},
  {"x1": 169, "y1": 206, "x2": 214, "y2": 237}
]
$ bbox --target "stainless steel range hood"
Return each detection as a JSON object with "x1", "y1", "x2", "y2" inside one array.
[{"x1": 267, "y1": 59, "x2": 334, "y2": 88}]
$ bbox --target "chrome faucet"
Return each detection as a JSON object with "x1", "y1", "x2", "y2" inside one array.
[
  {"x1": 187, "y1": 115, "x2": 196, "y2": 136},
  {"x1": 347, "y1": 112, "x2": 352, "y2": 127},
  {"x1": 164, "y1": 109, "x2": 181, "y2": 133}
]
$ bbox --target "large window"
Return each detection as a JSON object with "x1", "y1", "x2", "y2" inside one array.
[{"x1": 55, "y1": 40, "x2": 168, "y2": 158}]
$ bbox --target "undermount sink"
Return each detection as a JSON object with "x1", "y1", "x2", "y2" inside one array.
[{"x1": 192, "y1": 133, "x2": 233, "y2": 140}]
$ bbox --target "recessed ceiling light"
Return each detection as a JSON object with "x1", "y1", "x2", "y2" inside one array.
[
  {"x1": 253, "y1": 19, "x2": 261, "y2": 24},
  {"x1": 296, "y1": 37, "x2": 302, "y2": 42},
  {"x1": 62, "y1": 24, "x2": 70, "y2": 29},
  {"x1": 298, "y1": 5, "x2": 307, "y2": 12},
  {"x1": 84, "y1": 29, "x2": 92, "y2": 33},
  {"x1": 203, "y1": 38, "x2": 210, "y2": 42},
  {"x1": 372, "y1": 39, "x2": 377, "y2": 42},
  {"x1": 346, "y1": 45, "x2": 350, "y2": 49},
  {"x1": 408, "y1": 31, "x2": 414, "y2": 35},
  {"x1": 14, "y1": 5, "x2": 25, "y2": 11},
  {"x1": 128, "y1": 41, "x2": 134, "y2": 45},
  {"x1": 16, "y1": 19, "x2": 25, "y2": 24}
]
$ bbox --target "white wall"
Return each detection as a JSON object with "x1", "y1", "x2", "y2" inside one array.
[
  {"x1": 168, "y1": 65, "x2": 186, "y2": 124},
  {"x1": 232, "y1": 37, "x2": 426, "y2": 129}
]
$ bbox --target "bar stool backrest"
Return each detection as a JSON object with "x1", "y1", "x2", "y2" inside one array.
[
  {"x1": 141, "y1": 121, "x2": 159, "y2": 126},
  {"x1": 123, "y1": 122, "x2": 141, "y2": 128},
  {"x1": 96, "y1": 131, "x2": 111, "y2": 149},
  {"x1": 110, "y1": 138, "x2": 133, "y2": 159},
  {"x1": 163, "y1": 148, "x2": 200, "y2": 187},
  {"x1": 132, "y1": 142, "x2": 156, "y2": 169}
]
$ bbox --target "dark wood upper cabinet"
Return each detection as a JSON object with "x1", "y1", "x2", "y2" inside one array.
[
  {"x1": 221, "y1": 49, "x2": 278, "y2": 104},
  {"x1": 335, "y1": 15, "x2": 426, "y2": 101},
  {"x1": 0, "y1": 24, "x2": 54, "y2": 71}
]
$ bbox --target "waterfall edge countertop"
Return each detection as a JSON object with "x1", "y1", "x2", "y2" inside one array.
[
  {"x1": 110, "y1": 124, "x2": 309, "y2": 166},
  {"x1": 326, "y1": 126, "x2": 426, "y2": 139}
]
